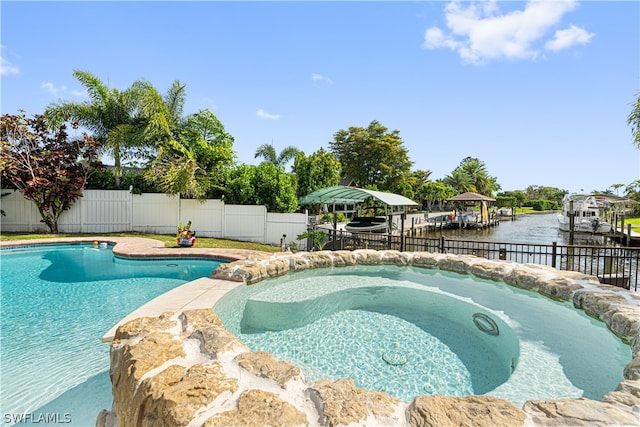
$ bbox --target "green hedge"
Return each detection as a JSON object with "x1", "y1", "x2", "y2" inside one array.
[
  {"x1": 528, "y1": 199, "x2": 559, "y2": 211},
  {"x1": 87, "y1": 168, "x2": 160, "y2": 194}
]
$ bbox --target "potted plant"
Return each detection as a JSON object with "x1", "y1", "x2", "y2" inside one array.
[
  {"x1": 177, "y1": 220, "x2": 196, "y2": 247},
  {"x1": 296, "y1": 230, "x2": 326, "y2": 251}
]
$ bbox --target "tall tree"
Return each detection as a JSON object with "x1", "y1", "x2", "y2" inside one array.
[
  {"x1": 443, "y1": 168, "x2": 475, "y2": 193},
  {"x1": 625, "y1": 180, "x2": 640, "y2": 213},
  {"x1": 329, "y1": 120, "x2": 412, "y2": 191},
  {"x1": 411, "y1": 169, "x2": 432, "y2": 188},
  {"x1": 45, "y1": 70, "x2": 185, "y2": 186},
  {"x1": 146, "y1": 109, "x2": 236, "y2": 199},
  {"x1": 497, "y1": 190, "x2": 526, "y2": 207},
  {"x1": 419, "y1": 180, "x2": 455, "y2": 211},
  {"x1": 0, "y1": 113, "x2": 100, "y2": 233},
  {"x1": 628, "y1": 93, "x2": 640, "y2": 148},
  {"x1": 224, "y1": 163, "x2": 297, "y2": 212},
  {"x1": 524, "y1": 185, "x2": 567, "y2": 205},
  {"x1": 444, "y1": 157, "x2": 499, "y2": 196},
  {"x1": 292, "y1": 148, "x2": 341, "y2": 198},
  {"x1": 609, "y1": 183, "x2": 625, "y2": 196},
  {"x1": 254, "y1": 143, "x2": 301, "y2": 168},
  {"x1": 45, "y1": 71, "x2": 137, "y2": 186}
]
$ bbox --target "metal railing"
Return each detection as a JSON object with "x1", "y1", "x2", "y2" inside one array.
[{"x1": 320, "y1": 230, "x2": 639, "y2": 291}]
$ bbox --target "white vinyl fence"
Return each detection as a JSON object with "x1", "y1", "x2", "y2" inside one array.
[{"x1": 0, "y1": 189, "x2": 309, "y2": 249}]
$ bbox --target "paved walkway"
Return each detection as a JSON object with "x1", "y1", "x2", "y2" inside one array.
[{"x1": 0, "y1": 236, "x2": 270, "y2": 261}]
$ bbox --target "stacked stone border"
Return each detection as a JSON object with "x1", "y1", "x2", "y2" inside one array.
[{"x1": 97, "y1": 249, "x2": 640, "y2": 426}]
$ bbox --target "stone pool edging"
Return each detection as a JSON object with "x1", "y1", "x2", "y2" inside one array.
[{"x1": 99, "y1": 249, "x2": 640, "y2": 426}]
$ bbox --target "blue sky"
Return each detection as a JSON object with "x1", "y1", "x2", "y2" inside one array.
[{"x1": 2, "y1": 1, "x2": 639, "y2": 194}]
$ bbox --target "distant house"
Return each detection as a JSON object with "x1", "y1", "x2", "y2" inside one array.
[{"x1": 339, "y1": 177, "x2": 358, "y2": 187}]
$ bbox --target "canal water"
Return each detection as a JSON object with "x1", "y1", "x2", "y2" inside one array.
[{"x1": 422, "y1": 212, "x2": 611, "y2": 246}]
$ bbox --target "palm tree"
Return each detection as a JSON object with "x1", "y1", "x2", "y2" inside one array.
[
  {"x1": 46, "y1": 71, "x2": 137, "y2": 186},
  {"x1": 458, "y1": 157, "x2": 500, "y2": 196},
  {"x1": 628, "y1": 93, "x2": 640, "y2": 148},
  {"x1": 45, "y1": 70, "x2": 184, "y2": 187},
  {"x1": 610, "y1": 183, "x2": 625, "y2": 196},
  {"x1": 443, "y1": 169, "x2": 475, "y2": 194},
  {"x1": 254, "y1": 143, "x2": 301, "y2": 168}
]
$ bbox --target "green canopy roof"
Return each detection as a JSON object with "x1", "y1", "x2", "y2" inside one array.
[{"x1": 299, "y1": 186, "x2": 418, "y2": 207}]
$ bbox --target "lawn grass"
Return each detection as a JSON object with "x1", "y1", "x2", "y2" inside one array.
[
  {"x1": 620, "y1": 217, "x2": 640, "y2": 226},
  {"x1": 516, "y1": 207, "x2": 556, "y2": 214},
  {"x1": 618, "y1": 217, "x2": 640, "y2": 231},
  {"x1": 0, "y1": 232, "x2": 281, "y2": 252}
]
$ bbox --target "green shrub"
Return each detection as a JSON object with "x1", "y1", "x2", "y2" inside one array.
[
  {"x1": 528, "y1": 199, "x2": 559, "y2": 211},
  {"x1": 495, "y1": 196, "x2": 516, "y2": 208},
  {"x1": 87, "y1": 168, "x2": 160, "y2": 194}
]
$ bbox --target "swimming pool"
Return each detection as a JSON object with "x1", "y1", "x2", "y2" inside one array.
[
  {"x1": 0, "y1": 243, "x2": 223, "y2": 426},
  {"x1": 214, "y1": 264, "x2": 631, "y2": 407}
]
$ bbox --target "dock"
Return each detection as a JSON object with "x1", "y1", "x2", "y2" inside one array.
[
  {"x1": 610, "y1": 225, "x2": 640, "y2": 246},
  {"x1": 404, "y1": 211, "x2": 500, "y2": 234}
]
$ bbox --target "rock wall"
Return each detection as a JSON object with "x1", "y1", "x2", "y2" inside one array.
[{"x1": 99, "y1": 250, "x2": 640, "y2": 426}]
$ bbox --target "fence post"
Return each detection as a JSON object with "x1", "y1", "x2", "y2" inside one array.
[
  {"x1": 551, "y1": 241, "x2": 557, "y2": 268},
  {"x1": 440, "y1": 236, "x2": 445, "y2": 253}
]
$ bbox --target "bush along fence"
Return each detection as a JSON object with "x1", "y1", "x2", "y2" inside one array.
[{"x1": 322, "y1": 230, "x2": 639, "y2": 291}]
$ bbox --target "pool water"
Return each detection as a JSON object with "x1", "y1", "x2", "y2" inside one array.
[
  {"x1": 0, "y1": 244, "x2": 223, "y2": 426},
  {"x1": 214, "y1": 265, "x2": 632, "y2": 407}
]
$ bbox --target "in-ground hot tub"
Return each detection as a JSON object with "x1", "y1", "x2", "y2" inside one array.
[{"x1": 215, "y1": 265, "x2": 631, "y2": 407}]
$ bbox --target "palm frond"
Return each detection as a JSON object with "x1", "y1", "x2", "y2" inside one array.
[
  {"x1": 72, "y1": 70, "x2": 110, "y2": 103},
  {"x1": 164, "y1": 81, "x2": 187, "y2": 126},
  {"x1": 277, "y1": 146, "x2": 302, "y2": 166},
  {"x1": 254, "y1": 143, "x2": 277, "y2": 163}
]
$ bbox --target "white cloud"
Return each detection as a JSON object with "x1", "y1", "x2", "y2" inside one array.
[
  {"x1": 41, "y1": 83, "x2": 86, "y2": 98},
  {"x1": 312, "y1": 73, "x2": 334, "y2": 85},
  {"x1": 256, "y1": 109, "x2": 281, "y2": 120},
  {"x1": 41, "y1": 82, "x2": 67, "y2": 97},
  {"x1": 545, "y1": 24, "x2": 594, "y2": 51},
  {"x1": 0, "y1": 56, "x2": 19, "y2": 76},
  {"x1": 423, "y1": 0, "x2": 592, "y2": 64}
]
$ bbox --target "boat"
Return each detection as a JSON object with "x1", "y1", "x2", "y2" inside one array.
[
  {"x1": 497, "y1": 207, "x2": 512, "y2": 216},
  {"x1": 557, "y1": 194, "x2": 612, "y2": 234},
  {"x1": 344, "y1": 216, "x2": 388, "y2": 233}
]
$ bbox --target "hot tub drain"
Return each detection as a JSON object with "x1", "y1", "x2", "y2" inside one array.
[
  {"x1": 472, "y1": 313, "x2": 499, "y2": 336},
  {"x1": 382, "y1": 351, "x2": 408, "y2": 366}
]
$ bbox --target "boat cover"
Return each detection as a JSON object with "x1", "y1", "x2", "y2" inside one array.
[{"x1": 299, "y1": 186, "x2": 418, "y2": 207}]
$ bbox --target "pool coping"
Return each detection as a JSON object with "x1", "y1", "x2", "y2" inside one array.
[
  {"x1": 101, "y1": 277, "x2": 243, "y2": 342},
  {"x1": 0, "y1": 237, "x2": 271, "y2": 343}
]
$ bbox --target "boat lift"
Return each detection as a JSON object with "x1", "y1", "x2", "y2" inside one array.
[{"x1": 299, "y1": 186, "x2": 419, "y2": 250}]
